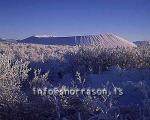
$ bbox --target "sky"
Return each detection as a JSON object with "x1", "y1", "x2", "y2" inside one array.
[{"x1": 0, "y1": 0, "x2": 150, "y2": 41}]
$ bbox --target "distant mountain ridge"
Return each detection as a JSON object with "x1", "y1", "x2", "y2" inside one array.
[
  {"x1": 134, "y1": 41, "x2": 150, "y2": 46},
  {"x1": 0, "y1": 38, "x2": 17, "y2": 42},
  {"x1": 18, "y1": 33, "x2": 137, "y2": 48},
  {"x1": 0, "y1": 38, "x2": 6, "y2": 42}
]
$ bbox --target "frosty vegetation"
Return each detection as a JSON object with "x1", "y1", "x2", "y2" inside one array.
[{"x1": 0, "y1": 42, "x2": 150, "y2": 120}]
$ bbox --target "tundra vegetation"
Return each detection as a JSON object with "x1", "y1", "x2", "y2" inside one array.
[{"x1": 0, "y1": 42, "x2": 150, "y2": 120}]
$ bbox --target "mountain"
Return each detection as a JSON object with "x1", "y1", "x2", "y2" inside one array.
[
  {"x1": 18, "y1": 33, "x2": 137, "y2": 48},
  {"x1": 0, "y1": 38, "x2": 17, "y2": 42},
  {"x1": 134, "y1": 41, "x2": 150, "y2": 46},
  {"x1": 0, "y1": 38, "x2": 6, "y2": 42}
]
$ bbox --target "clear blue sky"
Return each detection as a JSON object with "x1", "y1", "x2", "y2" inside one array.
[{"x1": 0, "y1": 0, "x2": 150, "y2": 41}]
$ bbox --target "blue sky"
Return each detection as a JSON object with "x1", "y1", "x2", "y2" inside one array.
[{"x1": 0, "y1": 0, "x2": 150, "y2": 41}]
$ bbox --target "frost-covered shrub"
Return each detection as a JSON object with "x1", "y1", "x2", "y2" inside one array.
[
  {"x1": 0, "y1": 54, "x2": 30, "y2": 104},
  {"x1": 67, "y1": 46, "x2": 150, "y2": 74},
  {"x1": 30, "y1": 69, "x2": 49, "y2": 88},
  {"x1": 1, "y1": 42, "x2": 149, "y2": 75},
  {"x1": 0, "y1": 42, "x2": 150, "y2": 119},
  {"x1": 0, "y1": 54, "x2": 30, "y2": 119},
  {"x1": 138, "y1": 46, "x2": 150, "y2": 68}
]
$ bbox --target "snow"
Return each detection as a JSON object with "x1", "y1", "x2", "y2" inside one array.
[{"x1": 34, "y1": 35, "x2": 53, "y2": 38}]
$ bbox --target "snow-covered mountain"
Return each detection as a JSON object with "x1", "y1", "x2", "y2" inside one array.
[{"x1": 18, "y1": 33, "x2": 137, "y2": 48}]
